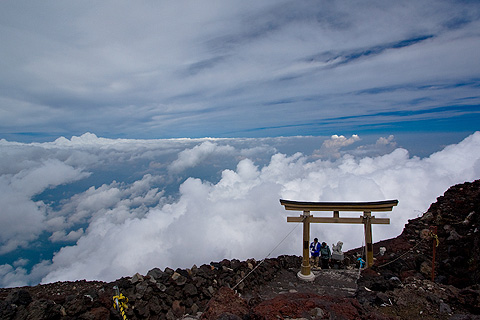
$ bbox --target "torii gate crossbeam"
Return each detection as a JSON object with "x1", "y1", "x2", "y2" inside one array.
[{"x1": 280, "y1": 199, "x2": 398, "y2": 280}]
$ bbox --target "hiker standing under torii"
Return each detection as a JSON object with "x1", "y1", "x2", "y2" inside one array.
[
  {"x1": 320, "y1": 242, "x2": 331, "y2": 269},
  {"x1": 310, "y1": 238, "x2": 321, "y2": 269}
]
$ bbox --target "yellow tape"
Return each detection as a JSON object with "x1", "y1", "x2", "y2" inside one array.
[
  {"x1": 113, "y1": 293, "x2": 129, "y2": 320},
  {"x1": 429, "y1": 232, "x2": 439, "y2": 247},
  {"x1": 113, "y1": 293, "x2": 128, "y2": 305}
]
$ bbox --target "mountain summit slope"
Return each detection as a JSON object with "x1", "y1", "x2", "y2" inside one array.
[{"x1": 354, "y1": 179, "x2": 480, "y2": 319}]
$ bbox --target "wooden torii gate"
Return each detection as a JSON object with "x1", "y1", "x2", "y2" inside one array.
[{"x1": 280, "y1": 199, "x2": 398, "y2": 280}]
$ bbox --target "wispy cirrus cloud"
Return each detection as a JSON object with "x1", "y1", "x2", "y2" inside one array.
[{"x1": 0, "y1": 1, "x2": 479, "y2": 141}]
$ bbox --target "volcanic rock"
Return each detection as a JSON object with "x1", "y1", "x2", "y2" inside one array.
[{"x1": 200, "y1": 287, "x2": 249, "y2": 320}]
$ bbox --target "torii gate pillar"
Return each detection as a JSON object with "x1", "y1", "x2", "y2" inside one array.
[
  {"x1": 280, "y1": 199, "x2": 398, "y2": 279},
  {"x1": 364, "y1": 211, "x2": 374, "y2": 270},
  {"x1": 299, "y1": 211, "x2": 315, "y2": 281}
]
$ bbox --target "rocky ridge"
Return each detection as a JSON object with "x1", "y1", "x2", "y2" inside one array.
[
  {"x1": 352, "y1": 179, "x2": 480, "y2": 319},
  {"x1": 1, "y1": 179, "x2": 479, "y2": 319},
  {"x1": 0, "y1": 256, "x2": 302, "y2": 319}
]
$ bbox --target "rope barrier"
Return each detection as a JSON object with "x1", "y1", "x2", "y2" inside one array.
[
  {"x1": 377, "y1": 226, "x2": 440, "y2": 269},
  {"x1": 232, "y1": 216, "x2": 305, "y2": 290},
  {"x1": 113, "y1": 286, "x2": 129, "y2": 320},
  {"x1": 377, "y1": 237, "x2": 427, "y2": 269}
]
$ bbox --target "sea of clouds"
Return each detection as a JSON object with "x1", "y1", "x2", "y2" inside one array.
[{"x1": 1, "y1": 132, "x2": 479, "y2": 287}]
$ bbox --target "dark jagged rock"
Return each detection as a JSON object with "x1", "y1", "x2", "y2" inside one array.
[
  {"x1": 0, "y1": 255, "x2": 300, "y2": 319},
  {"x1": 6, "y1": 289, "x2": 32, "y2": 306},
  {"x1": 146, "y1": 268, "x2": 164, "y2": 281}
]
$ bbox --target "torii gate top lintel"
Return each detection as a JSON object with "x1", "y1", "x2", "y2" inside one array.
[
  {"x1": 279, "y1": 199, "x2": 398, "y2": 212},
  {"x1": 280, "y1": 198, "x2": 398, "y2": 278}
]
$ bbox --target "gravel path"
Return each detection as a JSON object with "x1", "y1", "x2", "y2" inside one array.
[{"x1": 245, "y1": 267, "x2": 360, "y2": 302}]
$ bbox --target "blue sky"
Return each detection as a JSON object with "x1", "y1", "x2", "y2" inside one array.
[
  {"x1": 0, "y1": 0, "x2": 479, "y2": 145},
  {"x1": 1, "y1": 1, "x2": 480, "y2": 287}
]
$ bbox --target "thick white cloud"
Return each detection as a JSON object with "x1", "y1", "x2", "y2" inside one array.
[
  {"x1": 49, "y1": 229, "x2": 84, "y2": 243},
  {"x1": 322, "y1": 135, "x2": 361, "y2": 149},
  {"x1": 316, "y1": 134, "x2": 362, "y2": 159},
  {"x1": 0, "y1": 159, "x2": 89, "y2": 254},
  {"x1": 0, "y1": 132, "x2": 479, "y2": 287},
  {"x1": 168, "y1": 141, "x2": 236, "y2": 173},
  {"x1": 34, "y1": 134, "x2": 480, "y2": 284},
  {"x1": 0, "y1": 260, "x2": 52, "y2": 288},
  {"x1": 376, "y1": 135, "x2": 396, "y2": 147}
]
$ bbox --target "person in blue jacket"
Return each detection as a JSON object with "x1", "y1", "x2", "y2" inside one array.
[{"x1": 310, "y1": 238, "x2": 321, "y2": 268}]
